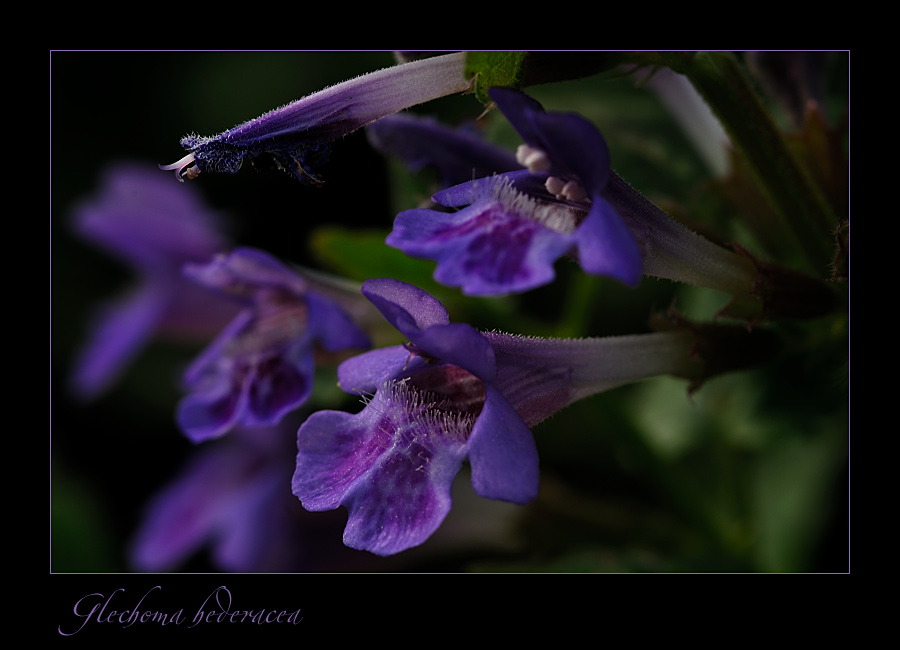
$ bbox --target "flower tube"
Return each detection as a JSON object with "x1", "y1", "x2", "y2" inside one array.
[{"x1": 161, "y1": 53, "x2": 471, "y2": 184}]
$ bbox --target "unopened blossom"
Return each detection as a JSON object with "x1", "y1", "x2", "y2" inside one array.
[
  {"x1": 177, "y1": 248, "x2": 371, "y2": 443},
  {"x1": 69, "y1": 162, "x2": 238, "y2": 400},
  {"x1": 161, "y1": 53, "x2": 470, "y2": 184},
  {"x1": 292, "y1": 279, "x2": 701, "y2": 556}
]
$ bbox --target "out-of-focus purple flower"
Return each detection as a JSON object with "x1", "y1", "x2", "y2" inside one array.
[
  {"x1": 292, "y1": 278, "x2": 540, "y2": 556},
  {"x1": 130, "y1": 423, "x2": 306, "y2": 572},
  {"x1": 367, "y1": 113, "x2": 520, "y2": 190},
  {"x1": 161, "y1": 53, "x2": 470, "y2": 185},
  {"x1": 177, "y1": 248, "x2": 371, "y2": 443},
  {"x1": 291, "y1": 279, "x2": 704, "y2": 556},
  {"x1": 69, "y1": 162, "x2": 238, "y2": 400},
  {"x1": 385, "y1": 87, "x2": 643, "y2": 295}
]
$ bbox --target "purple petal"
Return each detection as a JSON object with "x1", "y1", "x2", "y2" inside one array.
[
  {"x1": 211, "y1": 468, "x2": 289, "y2": 571},
  {"x1": 131, "y1": 445, "x2": 235, "y2": 570},
  {"x1": 178, "y1": 338, "x2": 315, "y2": 441},
  {"x1": 69, "y1": 281, "x2": 169, "y2": 400},
  {"x1": 388, "y1": 199, "x2": 576, "y2": 296},
  {"x1": 488, "y1": 87, "x2": 612, "y2": 196},
  {"x1": 73, "y1": 163, "x2": 227, "y2": 270},
  {"x1": 293, "y1": 380, "x2": 470, "y2": 556},
  {"x1": 305, "y1": 292, "x2": 371, "y2": 352},
  {"x1": 183, "y1": 247, "x2": 309, "y2": 301},
  {"x1": 182, "y1": 310, "x2": 254, "y2": 386},
  {"x1": 131, "y1": 426, "x2": 302, "y2": 572},
  {"x1": 467, "y1": 385, "x2": 539, "y2": 504},
  {"x1": 221, "y1": 54, "x2": 469, "y2": 145},
  {"x1": 245, "y1": 346, "x2": 314, "y2": 425},
  {"x1": 575, "y1": 199, "x2": 643, "y2": 287},
  {"x1": 293, "y1": 409, "x2": 386, "y2": 511},
  {"x1": 361, "y1": 278, "x2": 450, "y2": 338},
  {"x1": 177, "y1": 374, "x2": 249, "y2": 443},
  {"x1": 69, "y1": 163, "x2": 234, "y2": 399},
  {"x1": 411, "y1": 323, "x2": 497, "y2": 383},
  {"x1": 336, "y1": 346, "x2": 411, "y2": 395},
  {"x1": 487, "y1": 86, "x2": 548, "y2": 146},
  {"x1": 529, "y1": 111, "x2": 611, "y2": 195},
  {"x1": 339, "y1": 436, "x2": 463, "y2": 556},
  {"x1": 366, "y1": 113, "x2": 520, "y2": 188}
]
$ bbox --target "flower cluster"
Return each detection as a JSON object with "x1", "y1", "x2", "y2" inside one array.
[{"x1": 61, "y1": 52, "x2": 847, "y2": 572}]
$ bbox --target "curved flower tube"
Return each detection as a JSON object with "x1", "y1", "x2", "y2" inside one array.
[{"x1": 161, "y1": 53, "x2": 471, "y2": 184}]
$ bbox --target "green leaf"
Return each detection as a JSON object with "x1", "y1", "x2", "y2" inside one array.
[
  {"x1": 309, "y1": 226, "x2": 444, "y2": 291},
  {"x1": 465, "y1": 51, "x2": 528, "y2": 103}
]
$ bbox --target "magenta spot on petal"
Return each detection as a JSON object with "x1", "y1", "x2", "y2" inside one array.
[{"x1": 436, "y1": 205, "x2": 539, "y2": 286}]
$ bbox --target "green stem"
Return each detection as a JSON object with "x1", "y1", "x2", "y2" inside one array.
[{"x1": 659, "y1": 52, "x2": 836, "y2": 276}]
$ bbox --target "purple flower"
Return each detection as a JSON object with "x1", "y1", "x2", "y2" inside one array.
[
  {"x1": 161, "y1": 53, "x2": 470, "y2": 184},
  {"x1": 130, "y1": 423, "x2": 308, "y2": 572},
  {"x1": 385, "y1": 87, "x2": 643, "y2": 295},
  {"x1": 69, "y1": 162, "x2": 239, "y2": 400},
  {"x1": 292, "y1": 278, "x2": 539, "y2": 556},
  {"x1": 366, "y1": 113, "x2": 521, "y2": 190},
  {"x1": 176, "y1": 248, "x2": 371, "y2": 443},
  {"x1": 291, "y1": 280, "x2": 719, "y2": 556}
]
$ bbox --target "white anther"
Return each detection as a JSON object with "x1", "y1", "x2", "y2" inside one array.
[
  {"x1": 545, "y1": 176, "x2": 566, "y2": 197},
  {"x1": 560, "y1": 180, "x2": 588, "y2": 202},
  {"x1": 545, "y1": 176, "x2": 588, "y2": 202},
  {"x1": 516, "y1": 144, "x2": 551, "y2": 173}
]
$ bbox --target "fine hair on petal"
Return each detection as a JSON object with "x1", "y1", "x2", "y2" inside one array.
[
  {"x1": 368, "y1": 378, "x2": 477, "y2": 452},
  {"x1": 488, "y1": 175, "x2": 581, "y2": 236}
]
